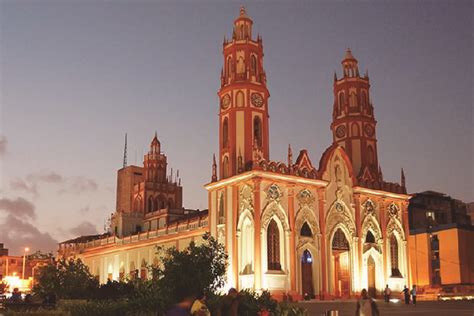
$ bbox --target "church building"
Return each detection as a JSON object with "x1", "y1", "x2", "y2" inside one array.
[
  {"x1": 59, "y1": 7, "x2": 412, "y2": 300},
  {"x1": 204, "y1": 7, "x2": 410, "y2": 299}
]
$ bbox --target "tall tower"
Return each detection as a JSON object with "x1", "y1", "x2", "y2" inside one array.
[
  {"x1": 144, "y1": 133, "x2": 167, "y2": 183},
  {"x1": 218, "y1": 6, "x2": 270, "y2": 179},
  {"x1": 331, "y1": 49, "x2": 379, "y2": 179}
]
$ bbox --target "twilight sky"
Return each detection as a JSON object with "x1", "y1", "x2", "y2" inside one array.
[{"x1": 0, "y1": 1, "x2": 472, "y2": 255}]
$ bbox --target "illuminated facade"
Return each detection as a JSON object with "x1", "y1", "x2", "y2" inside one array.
[
  {"x1": 205, "y1": 7, "x2": 411, "y2": 299},
  {"x1": 59, "y1": 7, "x2": 413, "y2": 300}
]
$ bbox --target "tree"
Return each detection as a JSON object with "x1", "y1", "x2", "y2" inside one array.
[
  {"x1": 33, "y1": 258, "x2": 99, "y2": 299},
  {"x1": 153, "y1": 233, "x2": 228, "y2": 308}
]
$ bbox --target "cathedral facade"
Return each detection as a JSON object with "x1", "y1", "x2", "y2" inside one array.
[
  {"x1": 205, "y1": 7, "x2": 411, "y2": 299},
  {"x1": 59, "y1": 7, "x2": 412, "y2": 300}
]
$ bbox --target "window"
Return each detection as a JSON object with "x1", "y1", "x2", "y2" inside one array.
[
  {"x1": 218, "y1": 193, "x2": 225, "y2": 224},
  {"x1": 351, "y1": 123, "x2": 360, "y2": 137},
  {"x1": 223, "y1": 156, "x2": 230, "y2": 178},
  {"x1": 147, "y1": 196, "x2": 154, "y2": 213},
  {"x1": 367, "y1": 146, "x2": 375, "y2": 166},
  {"x1": 361, "y1": 91, "x2": 368, "y2": 107},
  {"x1": 227, "y1": 57, "x2": 232, "y2": 77},
  {"x1": 365, "y1": 231, "x2": 376, "y2": 243},
  {"x1": 236, "y1": 91, "x2": 244, "y2": 107},
  {"x1": 300, "y1": 222, "x2": 312, "y2": 237},
  {"x1": 430, "y1": 235, "x2": 441, "y2": 285},
  {"x1": 338, "y1": 92, "x2": 345, "y2": 111},
  {"x1": 253, "y1": 116, "x2": 262, "y2": 147},
  {"x1": 349, "y1": 92, "x2": 357, "y2": 107},
  {"x1": 168, "y1": 198, "x2": 174, "y2": 209},
  {"x1": 390, "y1": 234, "x2": 402, "y2": 277},
  {"x1": 251, "y1": 55, "x2": 257, "y2": 73},
  {"x1": 302, "y1": 250, "x2": 313, "y2": 263},
  {"x1": 267, "y1": 219, "x2": 281, "y2": 270},
  {"x1": 222, "y1": 119, "x2": 229, "y2": 148}
]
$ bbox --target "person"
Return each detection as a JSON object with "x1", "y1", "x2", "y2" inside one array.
[
  {"x1": 383, "y1": 284, "x2": 391, "y2": 303},
  {"x1": 355, "y1": 288, "x2": 379, "y2": 316},
  {"x1": 402, "y1": 285, "x2": 410, "y2": 305},
  {"x1": 10, "y1": 288, "x2": 22, "y2": 303},
  {"x1": 220, "y1": 288, "x2": 240, "y2": 316},
  {"x1": 166, "y1": 291, "x2": 196, "y2": 316},
  {"x1": 191, "y1": 291, "x2": 210, "y2": 316},
  {"x1": 410, "y1": 285, "x2": 417, "y2": 306}
]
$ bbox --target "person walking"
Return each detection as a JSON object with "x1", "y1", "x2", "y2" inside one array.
[
  {"x1": 383, "y1": 284, "x2": 391, "y2": 303},
  {"x1": 355, "y1": 288, "x2": 379, "y2": 316},
  {"x1": 402, "y1": 285, "x2": 410, "y2": 305},
  {"x1": 411, "y1": 285, "x2": 417, "y2": 306}
]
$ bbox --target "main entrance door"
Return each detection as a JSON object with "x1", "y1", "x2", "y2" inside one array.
[
  {"x1": 332, "y1": 228, "x2": 351, "y2": 298},
  {"x1": 301, "y1": 250, "x2": 314, "y2": 298},
  {"x1": 367, "y1": 255, "x2": 376, "y2": 298}
]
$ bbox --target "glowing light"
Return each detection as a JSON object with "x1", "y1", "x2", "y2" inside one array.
[{"x1": 389, "y1": 298, "x2": 400, "y2": 303}]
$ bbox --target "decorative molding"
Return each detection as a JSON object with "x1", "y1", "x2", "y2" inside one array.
[
  {"x1": 239, "y1": 184, "x2": 254, "y2": 215},
  {"x1": 296, "y1": 189, "x2": 315, "y2": 208}
]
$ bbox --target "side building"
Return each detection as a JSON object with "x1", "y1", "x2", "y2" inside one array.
[
  {"x1": 58, "y1": 136, "x2": 208, "y2": 284},
  {"x1": 408, "y1": 191, "x2": 474, "y2": 297}
]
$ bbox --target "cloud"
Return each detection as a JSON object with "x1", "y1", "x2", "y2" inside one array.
[
  {"x1": 69, "y1": 221, "x2": 98, "y2": 236},
  {"x1": 0, "y1": 197, "x2": 36, "y2": 220},
  {"x1": 10, "y1": 170, "x2": 98, "y2": 196},
  {"x1": 10, "y1": 178, "x2": 38, "y2": 196},
  {"x1": 0, "y1": 214, "x2": 57, "y2": 256},
  {"x1": 26, "y1": 170, "x2": 64, "y2": 184},
  {"x1": 0, "y1": 135, "x2": 7, "y2": 156}
]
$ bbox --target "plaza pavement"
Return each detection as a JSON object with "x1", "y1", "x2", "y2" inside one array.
[{"x1": 293, "y1": 299, "x2": 473, "y2": 316}]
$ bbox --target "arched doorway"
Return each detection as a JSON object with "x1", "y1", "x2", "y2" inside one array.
[
  {"x1": 332, "y1": 228, "x2": 350, "y2": 297},
  {"x1": 367, "y1": 255, "x2": 376, "y2": 297},
  {"x1": 301, "y1": 250, "x2": 314, "y2": 298}
]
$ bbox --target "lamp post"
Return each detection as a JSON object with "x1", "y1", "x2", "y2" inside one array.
[{"x1": 22, "y1": 247, "x2": 29, "y2": 280}]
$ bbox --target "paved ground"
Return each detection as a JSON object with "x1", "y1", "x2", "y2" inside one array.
[{"x1": 293, "y1": 300, "x2": 473, "y2": 316}]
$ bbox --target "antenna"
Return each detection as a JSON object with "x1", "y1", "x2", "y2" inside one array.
[{"x1": 123, "y1": 133, "x2": 128, "y2": 168}]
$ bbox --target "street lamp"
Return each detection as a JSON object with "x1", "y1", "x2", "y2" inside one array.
[{"x1": 22, "y1": 247, "x2": 29, "y2": 280}]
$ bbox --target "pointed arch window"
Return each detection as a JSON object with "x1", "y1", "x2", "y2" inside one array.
[
  {"x1": 338, "y1": 92, "x2": 345, "y2": 112},
  {"x1": 227, "y1": 57, "x2": 232, "y2": 77},
  {"x1": 367, "y1": 145, "x2": 375, "y2": 166},
  {"x1": 361, "y1": 91, "x2": 368, "y2": 107},
  {"x1": 218, "y1": 193, "x2": 225, "y2": 224},
  {"x1": 390, "y1": 234, "x2": 402, "y2": 277},
  {"x1": 302, "y1": 249, "x2": 313, "y2": 263},
  {"x1": 267, "y1": 219, "x2": 281, "y2": 270},
  {"x1": 223, "y1": 156, "x2": 230, "y2": 179},
  {"x1": 251, "y1": 55, "x2": 257, "y2": 73},
  {"x1": 253, "y1": 116, "x2": 262, "y2": 147},
  {"x1": 365, "y1": 231, "x2": 376, "y2": 243},
  {"x1": 351, "y1": 123, "x2": 360, "y2": 137},
  {"x1": 349, "y1": 92, "x2": 357, "y2": 107},
  {"x1": 147, "y1": 196, "x2": 154, "y2": 213},
  {"x1": 300, "y1": 222, "x2": 313, "y2": 237},
  {"x1": 222, "y1": 118, "x2": 229, "y2": 148},
  {"x1": 240, "y1": 25, "x2": 244, "y2": 39}
]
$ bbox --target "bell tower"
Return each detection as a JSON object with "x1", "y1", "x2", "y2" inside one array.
[
  {"x1": 217, "y1": 6, "x2": 270, "y2": 179},
  {"x1": 331, "y1": 49, "x2": 379, "y2": 179}
]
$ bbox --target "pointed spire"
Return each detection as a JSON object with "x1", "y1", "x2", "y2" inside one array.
[
  {"x1": 401, "y1": 168, "x2": 406, "y2": 188},
  {"x1": 334, "y1": 72, "x2": 337, "y2": 82},
  {"x1": 343, "y1": 48, "x2": 357, "y2": 61},
  {"x1": 211, "y1": 154, "x2": 217, "y2": 182},
  {"x1": 378, "y1": 165, "x2": 383, "y2": 181},
  {"x1": 288, "y1": 144, "x2": 293, "y2": 167},
  {"x1": 123, "y1": 133, "x2": 128, "y2": 168}
]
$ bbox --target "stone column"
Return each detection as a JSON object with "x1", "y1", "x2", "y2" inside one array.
[
  {"x1": 253, "y1": 178, "x2": 262, "y2": 290},
  {"x1": 317, "y1": 188, "x2": 328, "y2": 299},
  {"x1": 287, "y1": 184, "x2": 297, "y2": 294},
  {"x1": 354, "y1": 193, "x2": 362, "y2": 294}
]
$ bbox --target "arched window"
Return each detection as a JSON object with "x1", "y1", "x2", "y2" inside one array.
[
  {"x1": 338, "y1": 92, "x2": 345, "y2": 111},
  {"x1": 223, "y1": 156, "x2": 230, "y2": 178},
  {"x1": 218, "y1": 193, "x2": 225, "y2": 224},
  {"x1": 134, "y1": 197, "x2": 141, "y2": 212},
  {"x1": 253, "y1": 116, "x2": 262, "y2": 147},
  {"x1": 300, "y1": 222, "x2": 312, "y2": 237},
  {"x1": 251, "y1": 55, "x2": 257, "y2": 73},
  {"x1": 365, "y1": 231, "x2": 376, "y2": 243},
  {"x1": 349, "y1": 92, "x2": 357, "y2": 107},
  {"x1": 390, "y1": 234, "x2": 401, "y2": 277},
  {"x1": 227, "y1": 57, "x2": 232, "y2": 77},
  {"x1": 267, "y1": 219, "x2": 281, "y2": 270},
  {"x1": 361, "y1": 91, "x2": 368, "y2": 107},
  {"x1": 236, "y1": 91, "x2": 244, "y2": 107},
  {"x1": 240, "y1": 25, "x2": 244, "y2": 39},
  {"x1": 147, "y1": 196, "x2": 154, "y2": 213},
  {"x1": 222, "y1": 118, "x2": 229, "y2": 148},
  {"x1": 236, "y1": 57, "x2": 245, "y2": 74},
  {"x1": 351, "y1": 123, "x2": 360, "y2": 137},
  {"x1": 168, "y1": 198, "x2": 174, "y2": 209},
  {"x1": 367, "y1": 145, "x2": 375, "y2": 165},
  {"x1": 241, "y1": 217, "x2": 254, "y2": 274}
]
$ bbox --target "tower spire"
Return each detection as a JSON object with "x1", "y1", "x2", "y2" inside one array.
[
  {"x1": 123, "y1": 133, "x2": 128, "y2": 168},
  {"x1": 288, "y1": 144, "x2": 293, "y2": 167},
  {"x1": 401, "y1": 168, "x2": 406, "y2": 188},
  {"x1": 212, "y1": 154, "x2": 217, "y2": 182}
]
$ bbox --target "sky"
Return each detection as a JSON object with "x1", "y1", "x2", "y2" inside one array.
[{"x1": 0, "y1": 0, "x2": 472, "y2": 255}]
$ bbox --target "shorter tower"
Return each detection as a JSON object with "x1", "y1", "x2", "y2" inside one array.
[{"x1": 331, "y1": 49, "x2": 378, "y2": 179}]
